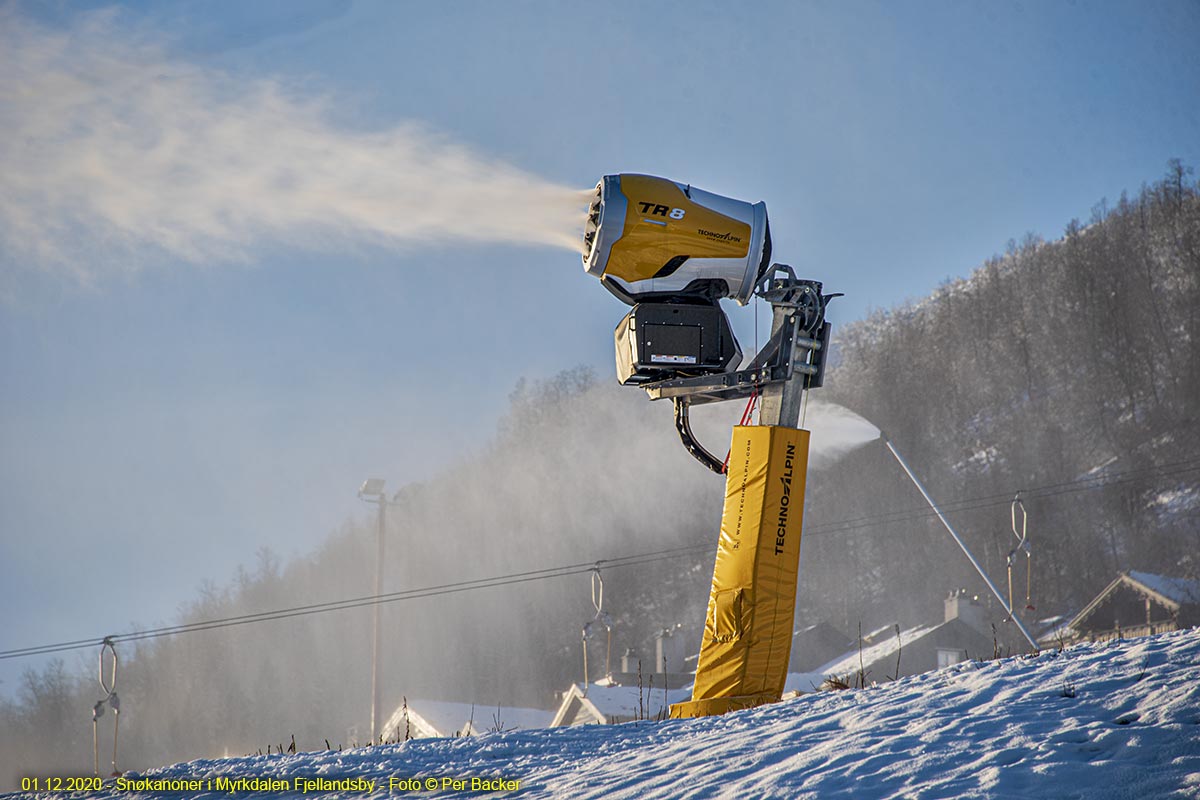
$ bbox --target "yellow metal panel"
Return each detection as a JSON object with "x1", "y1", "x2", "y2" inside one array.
[
  {"x1": 671, "y1": 425, "x2": 810, "y2": 719},
  {"x1": 604, "y1": 175, "x2": 751, "y2": 282}
]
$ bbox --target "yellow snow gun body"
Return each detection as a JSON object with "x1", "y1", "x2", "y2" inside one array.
[{"x1": 582, "y1": 174, "x2": 772, "y2": 306}]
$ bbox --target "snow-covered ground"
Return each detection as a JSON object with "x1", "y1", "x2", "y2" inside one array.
[{"x1": 11, "y1": 629, "x2": 1200, "y2": 799}]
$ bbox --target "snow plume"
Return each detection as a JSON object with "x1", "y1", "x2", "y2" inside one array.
[
  {"x1": 672, "y1": 398, "x2": 880, "y2": 471},
  {"x1": 0, "y1": 11, "x2": 588, "y2": 281},
  {"x1": 803, "y1": 400, "x2": 881, "y2": 469}
]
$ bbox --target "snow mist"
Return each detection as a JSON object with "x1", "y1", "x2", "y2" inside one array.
[
  {"x1": 0, "y1": 12, "x2": 588, "y2": 280},
  {"x1": 803, "y1": 400, "x2": 881, "y2": 469}
]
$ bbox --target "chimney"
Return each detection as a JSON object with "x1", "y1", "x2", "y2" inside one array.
[
  {"x1": 620, "y1": 647, "x2": 639, "y2": 674},
  {"x1": 945, "y1": 589, "x2": 987, "y2": 634},
  {"x1": 654, "y1": 626, "x2": 687, "y2": 675}
]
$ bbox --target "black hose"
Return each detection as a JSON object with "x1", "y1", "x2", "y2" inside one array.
[{"x1": 673, "y1": 399, "x2": 727, "y2": 475}]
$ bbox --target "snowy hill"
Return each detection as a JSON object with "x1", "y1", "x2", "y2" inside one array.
[{"x1": 13, "y1": 629, "x2": 1200, "y2": 799}]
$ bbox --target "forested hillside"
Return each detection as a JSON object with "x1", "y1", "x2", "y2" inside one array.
[
  {"x1": 802, "y1": 159, "x2": 1199, "y2": 632},
  {"x1": 2, "y1": 163, "x2": 1196, "y2": 786}
]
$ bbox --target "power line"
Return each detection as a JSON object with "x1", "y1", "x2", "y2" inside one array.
[
  {"x1": 0, "y1": 544, "x2": 709, "y2": 661},
  {"x1": 2, "y1": 454, "x2": 1196, "y2": 662},
  {"x1": 808, "y1": 454, "x2": 1200, "y2": 537}
]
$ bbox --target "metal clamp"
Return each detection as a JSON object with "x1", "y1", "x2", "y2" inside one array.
[
  {"x1": 99, "y1": 637, "x2": 118, "y2": 695},
  {"x1": 581, "y1": 566, "x2": 613, "y2": 690},
  {"x1": 93, "y1": 637, "x2": 121, "y2": 777},
  {"x1": 1007, "y1": 493, "x2": 1034, "y2": 611}
]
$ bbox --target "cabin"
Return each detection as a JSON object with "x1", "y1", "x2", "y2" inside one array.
[{"x1": 1061, "y1": 571, "x2": 1200, "y2": 644}]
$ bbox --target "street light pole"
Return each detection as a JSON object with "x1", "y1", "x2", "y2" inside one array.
[
  {"x1": 358, "y1": 478, "x2": 388, "y2": 743},
  {"x1": 371, "y1": 493, "x2": 386, "y2": 742}
]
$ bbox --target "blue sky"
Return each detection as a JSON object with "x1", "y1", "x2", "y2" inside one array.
[{"x1": 1, "y1": 0, "x2": 1198, "y2": 695}]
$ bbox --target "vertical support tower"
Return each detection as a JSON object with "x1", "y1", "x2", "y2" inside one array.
[
  {"x1": 670, "y1": 425, "x2": 810, "y2": 716},
  {"x1": 671, "y1": 296, "x2": 816, "y2": 719}
]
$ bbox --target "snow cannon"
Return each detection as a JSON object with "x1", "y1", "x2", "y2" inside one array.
[{"x1": 582, "y1": 174, "x2": 772, "y2": 306}]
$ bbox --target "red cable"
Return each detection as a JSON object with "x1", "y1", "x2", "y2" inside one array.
[
  {"x1": 723, "y1": 391, "x2": 760, "y2": 473},
  {"x1": 738, "y1": 391, "x2": 760, "y2": 426}
]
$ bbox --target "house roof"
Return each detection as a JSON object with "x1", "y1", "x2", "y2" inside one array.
[
  {"x1": 1068, "y1": 571, "x2": 1200, "y2": 633},
  {"x1": 382, "y1": 700, "x2": 552, "y2": 739},
  {"x1": 381, "y1": 703, "x2": 440, "y2": 740},
  {"x1": 814, "y1": 624, "x2": 938, "y2": 679},
  {"x1": 551, "y1": 682, "x2": 692, "y2": 726},
  {"x1": 794, "y1": 621, "x2": 854, "y2": 643},
  {"x1": 1127, "y1": 571, "x2": 1200, "y2": 605},
  {"x1": 808, "y1": 617, "x2": 999, "y2": 683},
  {"x1": 790, "y1": 622, "x2": 855, "y2": 672}
]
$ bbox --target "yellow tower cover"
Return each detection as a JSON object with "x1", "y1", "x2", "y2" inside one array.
[{"x1": 671, "y1": 425, "x2": 811, "y2": 718}]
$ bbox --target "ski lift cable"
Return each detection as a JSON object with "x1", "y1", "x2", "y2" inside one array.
[
  {"x1": 2, "y1": 456, "x2": 1197, "y2": 662},
  {"x1": 0, "y1": 542, "x2": 708, "y2": 660},
  {"x1": 862, "y1": 455, "x2": 1200, "y2": 524},
  {"x1": 106, "y1": 553, "x2": 659, "y2": 645},
  {"x1": 4, "y1": 458, "x2": 1195, "y2": 661},
  {"x1": 0, "y1": 550, "x2": 699, "y2": 660},
  {"x1": 814, "y1": 460, "x2": 1200, "y2": 536},
  {"x1": 4, "y1": 459, "x2": 1196, "y2": 660},
  {"x1": 815, "y1": 456, "x2": 1200, "y2": 533}
]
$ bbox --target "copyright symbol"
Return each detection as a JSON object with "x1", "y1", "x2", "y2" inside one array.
[{"x1": 425, "y1": 777, "x2": 438, "y2": 790}]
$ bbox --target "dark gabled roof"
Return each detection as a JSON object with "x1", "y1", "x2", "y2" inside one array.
[
  {"x1": 1127, "y1": 571, "x2": 1200, "y2": 605},
  {"x1": 1068, "y1": 571, "x2": 1200, "y2": 632},
  {"x1": 814, "y1": 623, "x2": 937, "y2": 677},
  {"x1": 791, "y1": 622, "x2": 855, "y2": 672},
  {"x1": 930, "y1": 617, "x2": 996, "y2": 657},
  {"x1": 814, "y1": 617, "x2": 997, "y2": 681}
]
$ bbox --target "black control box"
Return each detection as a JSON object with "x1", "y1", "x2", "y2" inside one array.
[{"x1": 614, "y1": 302, "x2": 741, "y2": 385}]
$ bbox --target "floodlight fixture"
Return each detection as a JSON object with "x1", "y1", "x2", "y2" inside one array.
[{"x1": 358, "y1": 478, "x2": 386, "y2": 498}]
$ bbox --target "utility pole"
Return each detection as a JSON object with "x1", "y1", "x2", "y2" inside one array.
[
  {"x1": 372, "y1": 493, "x2": 386, "y2": 741},
  {"x1": 358, "y1": 478, "x2": 388, "y2": 742}
]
